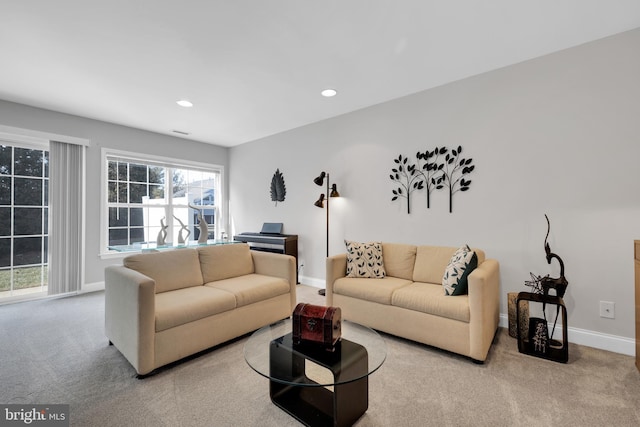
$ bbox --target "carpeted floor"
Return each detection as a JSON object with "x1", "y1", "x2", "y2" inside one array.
[{"x1": 1, "y1": 285, "x2": 639, "y2": 427}]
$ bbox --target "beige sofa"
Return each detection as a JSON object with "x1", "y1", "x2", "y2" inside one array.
[
  {"x1": 326, "y1": 243, "x2": 500, "y2": 362},
  {"x1": 105, "y1": 243, "x2": 297, "y2": 375}
]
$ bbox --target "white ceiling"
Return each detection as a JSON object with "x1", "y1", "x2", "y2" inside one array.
[{"x1": 1, "y1": 1, "x2": 640, "y2": 147}]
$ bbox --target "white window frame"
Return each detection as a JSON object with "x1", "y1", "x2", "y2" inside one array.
[
  {"x1": 0, "y1": 125, "x2": 89, "y2": 303},
  {"x1": 100, "y1": 148, "x2": 225, "y2": 258},
  {"x1": 0, "y1": 137, "x2": 50, "y2": 298}
]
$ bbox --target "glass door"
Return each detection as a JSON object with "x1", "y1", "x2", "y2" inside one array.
[{"x1": 0, "y1": 143, "x2": 49, "y2": 299}]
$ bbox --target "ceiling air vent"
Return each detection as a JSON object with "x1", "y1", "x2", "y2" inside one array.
[{"x1": 172, "y1": 130, "x2": 190, "y2": 135}]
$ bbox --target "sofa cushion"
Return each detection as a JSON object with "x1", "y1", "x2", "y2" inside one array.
[
  {"x1": 123, "y1": 248, "x2": 204, "y2": 293},
  {"x1": 333, "y1": 276, "x2": 412, "y2": 305},
  {"x1": 381, "y1": 243, "x2": 417, "y2": 280},
  {"x1": 412, "y1": 245, "x2": 459, "y2": 284},
  {"x1": 155, "y1": 286, "x2": 237, "y2": 332},
  {"x1": 205, "y1": 274, "x2": 290, "y2": 307},
  {"x1": 198, "y1": 243, "x2": 255, "y2": 282},
  {"x1": 345, "y1": 240, "x2": 386, "y2": 278},
  {"x1": 442, "y1": 245, "x2": 478, "y2": 296},
  {"x1": 391, "y1": 282, "x2": 470, "y2": 322}
]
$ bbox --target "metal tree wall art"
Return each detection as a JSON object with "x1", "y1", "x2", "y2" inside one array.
[
  {"x1": 441, "y1": 146, "x2": 474, "y2": 213},
  {"x1": 416, "y1": 147, "x2": 446, "y2": 208},
  {"x1": 270, "y1": 169, "x2": 286, "y2": 206},
  {"x1": 390, "y1": 146, "x2": 475, "y2": 213},
  {"x1": 390, "y1": 154, "x2": 423, "y2": 214}
]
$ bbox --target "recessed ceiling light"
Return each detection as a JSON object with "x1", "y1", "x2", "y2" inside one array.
[
  {"x1": 321, "y1": 89, "x2": 337, "y2": 97},
  {"x1": 176, "y1": 99, "x2": 193, "y2": 107}
]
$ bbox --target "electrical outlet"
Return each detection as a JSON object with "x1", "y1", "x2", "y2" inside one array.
[{"x1": 600, "y1": 301, "x2": 615, "y2": 319}]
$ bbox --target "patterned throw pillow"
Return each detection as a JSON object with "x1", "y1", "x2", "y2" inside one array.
[
  {"x1": 442, "y1": 245, "x2": 478, "y2": 296},
  {"x1": 345, "y1": 240, "x2": 386, "y2": 278}
]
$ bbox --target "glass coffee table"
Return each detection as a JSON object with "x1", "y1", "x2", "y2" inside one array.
[{"x1": 244, "y1": 319, "x2": 387, "y2": 427}]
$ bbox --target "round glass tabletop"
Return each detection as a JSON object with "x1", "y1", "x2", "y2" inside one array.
[{"x1": 244, "y1": 318, "x2": 387, "y2": 387}]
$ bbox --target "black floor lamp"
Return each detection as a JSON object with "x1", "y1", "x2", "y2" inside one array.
[{"x1": 313, "y1": 171, "x2": 340, "y2": 296}]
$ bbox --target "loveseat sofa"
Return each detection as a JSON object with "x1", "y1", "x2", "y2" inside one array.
[
  {"x1": 105, "y1": 243, "x2": 297, "y2": 375},
  {"x1": 326, "y1": 242, "x2": 500, "y2": 362}
]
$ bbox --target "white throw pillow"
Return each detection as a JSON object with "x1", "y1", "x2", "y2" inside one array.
[{"x1": 442, "y1": 244, "x2": 478, "y2": 295}]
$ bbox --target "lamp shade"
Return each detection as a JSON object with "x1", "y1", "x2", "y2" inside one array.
[
  {"x1": 330, "y1": 183, "x2": 340, "y2": 197},
  {"x1": 313, "y1": 172, "x2": 326, "y2": 186},
  {"x1": 314, "y1": 193, "x2": 325, "y2": 208}
]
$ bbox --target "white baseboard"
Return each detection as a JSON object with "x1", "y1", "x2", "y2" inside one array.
[
  {"x1": 0, "y1": 281, "x2": 104, "y2": 306},
  {"x1": 498, "y1": 314, "x2": 634, "y2": 356},
  {"x1": 80, "y1": 281, "x2": 105, "y2": 294},
  {"x1": 299, "y1": 276, "x2": 324, "y2": 289}
]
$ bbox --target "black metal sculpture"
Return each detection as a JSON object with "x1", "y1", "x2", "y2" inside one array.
[
  {"x1": 524, "y1": 272, "x2": 545, "y2": 294},
  {"x1": 524, "y1": 215, "x2": 568, "y2": 297},
  {"x1": 270, "y1": 169, "x2": 286, "y2": 206},
  {"x1": 523, "y1": 214, "x2": 569, "y2": 349},
  {"x1": 542, "y1": 214, "x2": 568, "y2": 298}
]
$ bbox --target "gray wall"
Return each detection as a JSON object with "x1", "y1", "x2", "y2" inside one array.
[
  {"x1": 229, "y1": 28, "x2": 640, "y2": 347},
  {"x1": 0, "y1": 99, "x2": 229, "y2": 284}
]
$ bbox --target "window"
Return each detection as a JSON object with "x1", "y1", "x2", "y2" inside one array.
[
  {"x1": 0, "y1": 143, "x2": 49, "y2": 297},
  {"x1": 102, "y1": 150, "x2": 223, "y2": 253}
]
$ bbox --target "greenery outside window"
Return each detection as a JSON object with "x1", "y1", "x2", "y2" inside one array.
[
  {"x1": 0, "y1": 143, "x2": 49, "y2": 297},
  {"x1": 102, "y1": 150, "x2": 223, "y2": 253}
]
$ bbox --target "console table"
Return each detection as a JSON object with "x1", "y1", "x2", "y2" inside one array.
[
  {"x1": 108, "y1": 239, "x2": 239, "y2": 253},
  {"x1": 516, "y1": 291, "x2": 568, "y2": 363}
]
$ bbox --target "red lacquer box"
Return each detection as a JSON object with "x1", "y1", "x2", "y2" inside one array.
[{"x1": 292, "y1": 303, "x2": 341, "y2": 350}]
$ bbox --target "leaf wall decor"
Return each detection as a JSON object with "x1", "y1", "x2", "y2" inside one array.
[
  {"x1": 416, "y1": 146, "x2": 446, "y2": 209},
  {"x1": 390, "y1": 145, "x2": 475, "y2": 214},
  {"x1": 270, "y1": 168, "x2": 286, "y2": 205},
  {"x1": 441, "y1": 145, "x2": 475, "y2": 213},
  {"x1": 389, "y1": 154, "x2": 423, "y2": 214}
]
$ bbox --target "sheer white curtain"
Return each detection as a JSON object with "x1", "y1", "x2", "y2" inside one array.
[{"x1": 48, "y1": 140, "x2": 85, "y2": 295}]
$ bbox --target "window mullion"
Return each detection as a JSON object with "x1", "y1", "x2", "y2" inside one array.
[
  {"x1": 166, "y1": 167, "x2": 174, "y2": 243},
  {"x1": 42, "y1": 150, "x2": 46, "y2": 291},
  {"x1": 10, "y1": 147, "x2": 14, "y2": 293}
]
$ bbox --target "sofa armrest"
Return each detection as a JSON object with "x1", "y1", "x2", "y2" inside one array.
[
  {"x1": 251, "y1": 251, "x2": 297, "y2": 311},
  {"x1": 104, "y1": 265, "x2": 156, "y2": 375},
  {"x1": 326, "y1": 254, "x2": 347, "y2": 306},
  {"x1": 467, "y1": 258, "x2": 501, "y2": 361}
]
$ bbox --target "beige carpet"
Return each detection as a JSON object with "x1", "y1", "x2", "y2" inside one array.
[{"x1": 1, "y1": 285, "x2": 639, "y2": 426}]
